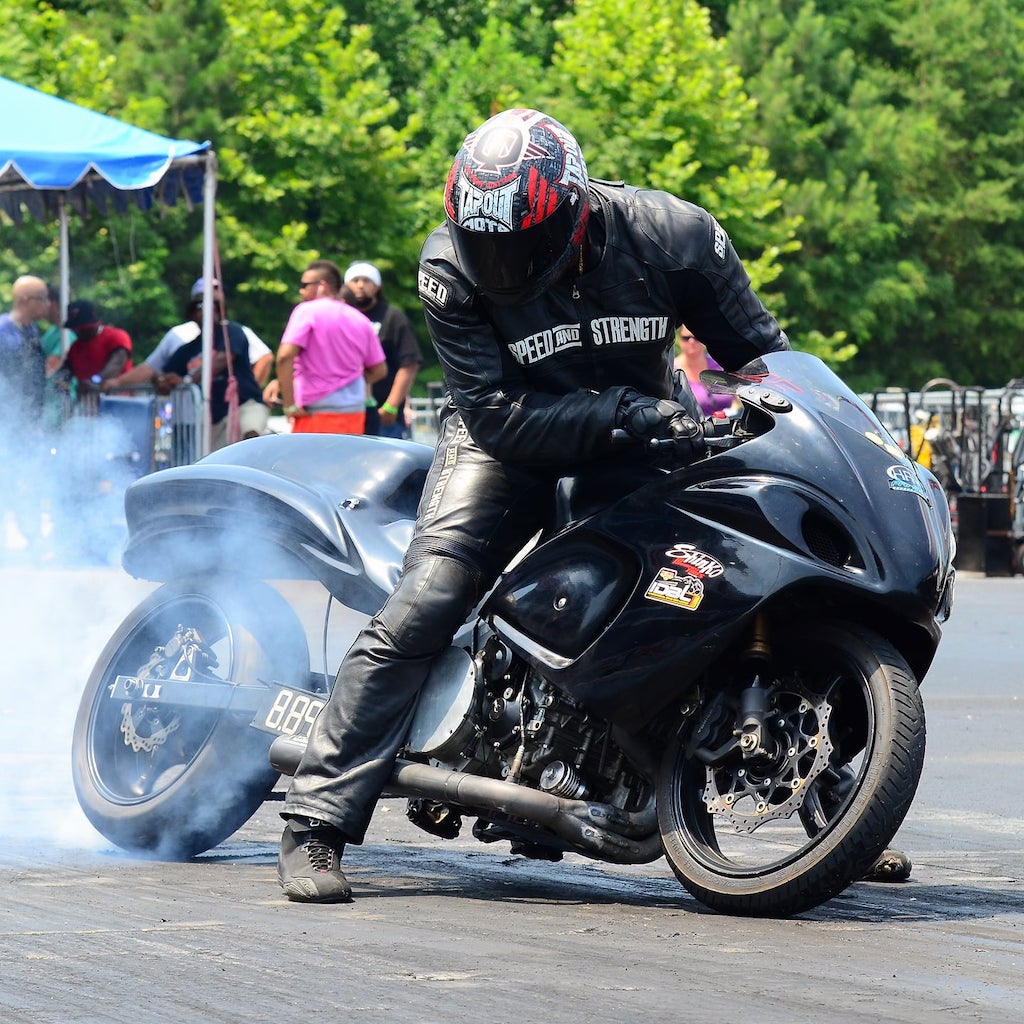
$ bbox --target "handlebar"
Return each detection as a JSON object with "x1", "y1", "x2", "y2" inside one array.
[{"x1": 610, "y1": 419, "x2": 741, "y2": 456}]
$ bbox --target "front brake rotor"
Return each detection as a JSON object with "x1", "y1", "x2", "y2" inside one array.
[{"x1": 702, "y1": 688, "x2": 835, "y2": 834}]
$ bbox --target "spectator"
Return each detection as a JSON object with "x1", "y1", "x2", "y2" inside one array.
[
  {"x1": 344, "y1": 261, "x2": 423, "y2": 439},
  {"x1": 59, "y1": 300, "x2": 133, "y2": 406},
  {"x1": 674, "y1": 323, "x2": 734, "y2": 416},
  {"x1": 0, "y1": 274, "x2": 48, "y2": 423},
  {"x1": 276, "y1": 259, "x2": 386, "y2": 434},
  {"x1": 105, "y1": 289, "x2": 268, "y2": 449},
  {"x1": 39, "y1": 283, "x2": 66, "y2": 376},
  {"x1": 37, "y1": 284, "x2": 70, "y2": 429},
  {"x1": 190, "y1": 278, "x2": 274, "y2": 388},
  {"x1": 0, "y1": 275, "x2": 50, "y2": 558}
]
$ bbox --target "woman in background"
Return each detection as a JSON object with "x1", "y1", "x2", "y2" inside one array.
[{"x1": 674, "y1": 323, "x2": 735, "y2": 416}]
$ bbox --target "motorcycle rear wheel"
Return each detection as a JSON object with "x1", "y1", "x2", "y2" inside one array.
[
  {"x1": 72, "y1": 577, "x2": 310, "y2": 859},
  {"x1": 658, "y1": 623, "x2": 925, "y2": 917}
]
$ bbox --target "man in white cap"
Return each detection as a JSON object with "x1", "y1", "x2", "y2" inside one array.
[{"x1": 344, "y1": 261, "x2": 423, "y2": 439}]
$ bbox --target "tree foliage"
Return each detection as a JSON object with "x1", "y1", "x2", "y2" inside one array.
[
  {"x1": 727, "y1": 0, "x2": 1024, "y2": 389},
  {"x1": 548, "y1": 0, "x2": 809, "y2": 346},
  {"x1": 2, "y1": 0, "x2": 1023, "y2": 391}
]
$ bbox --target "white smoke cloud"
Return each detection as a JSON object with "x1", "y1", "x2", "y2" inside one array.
[
  {"x1": 0, "y1": 375, "x2": 171, "y2": 851},
  {"x1": 0, "y1": 379, "x2": 376, "y2": 858},
  {"x1": 0, "y1": 566, "x2": 157, "y2": 850}
]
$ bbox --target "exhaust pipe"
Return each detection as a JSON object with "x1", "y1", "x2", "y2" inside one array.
[
  {"x1": 269, "y1": 735, "x2": 663, "y2": 866},
  {"x1": 269, "y1": 734, "x2": 309, "y2": 776}
]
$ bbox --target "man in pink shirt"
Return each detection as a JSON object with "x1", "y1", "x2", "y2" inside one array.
[{"x1": 276, "y1": 259, "x2": 386, "y2": 434}]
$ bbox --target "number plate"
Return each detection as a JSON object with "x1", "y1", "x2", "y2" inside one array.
[{"x1": 251, "y1": 685, "x2": 327, "y2": 740}]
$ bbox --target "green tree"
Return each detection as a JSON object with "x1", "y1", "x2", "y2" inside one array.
[
  {"x1": 727, "y1": 0, "x2": 1024, "y2": 388},
  {"x1": 341, "y1": 0, "x2": 568, "y2": 108},
  {"x1": 408, "y1": 10, "x2": 554, "y2": 237},
  {"x1": 547, "y1": 0, "x2": 819, "y2": 352},
  {"x1": 203, "y1": 0, "x2": 419, "y2": 341},
  {"x1": 883, "y1": 0, "x2": 1024, "y2": 387}
]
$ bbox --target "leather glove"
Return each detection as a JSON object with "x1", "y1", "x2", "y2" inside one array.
[{"x1": 616, "y1": 393, "x2": 708, "y2": 463}]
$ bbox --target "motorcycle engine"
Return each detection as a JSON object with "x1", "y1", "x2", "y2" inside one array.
[{"x1": 403, "y1": 634, "x2": 647, "y2": 811}]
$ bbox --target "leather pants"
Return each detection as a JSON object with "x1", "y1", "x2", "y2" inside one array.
[{"x1": 282, "y1": 408, "x2": 553, "y2": 842}]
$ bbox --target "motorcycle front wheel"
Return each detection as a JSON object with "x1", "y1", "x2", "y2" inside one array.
[
  {"x1": 658, "y1": 623, "x2": 926, "y2": 917},
  {"x1": 72, "y1": 577, "x2": 310, "y2": 859}
]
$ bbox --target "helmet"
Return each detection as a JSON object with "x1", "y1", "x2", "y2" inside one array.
[{"x1": 444, "y1": 108, "x2": 590, "y2": 305}]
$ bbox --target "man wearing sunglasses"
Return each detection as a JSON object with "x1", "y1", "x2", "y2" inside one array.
[{"x1": 275, "y1": 259, "x2": 386, "y2": 435}]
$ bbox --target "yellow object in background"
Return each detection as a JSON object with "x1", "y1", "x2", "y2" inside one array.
[{"x1": 909, "y1": 412, "x2": 939, "y2": 468}]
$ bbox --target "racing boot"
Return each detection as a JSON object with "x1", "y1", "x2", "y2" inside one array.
[
  {"x1": 278, "y1": 817, "x2": 353, "y2": 903},
  {"x1": 862, "y1": 848, "x2": 913, "y2": 882}
]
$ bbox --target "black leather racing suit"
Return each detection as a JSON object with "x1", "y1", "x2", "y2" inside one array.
[{"x1": 282, "y1": 180, "x2": 790, "y2": 841}]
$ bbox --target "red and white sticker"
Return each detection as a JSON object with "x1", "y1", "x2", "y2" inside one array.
[{"x1": 665, "y1": 543, "x2": 724, "y2": 578}]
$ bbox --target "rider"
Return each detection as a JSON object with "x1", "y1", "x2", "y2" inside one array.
[{"x1": 277, "y1": 107, "x2": 791, "y2": 902}]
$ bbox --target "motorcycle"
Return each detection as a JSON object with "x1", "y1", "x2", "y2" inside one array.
[{"x1": 72, "y1": 351, "x2": 955, "y2": 917}]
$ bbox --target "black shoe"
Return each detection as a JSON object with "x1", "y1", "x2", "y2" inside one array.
[
  {"x1": 862, "y1": 848, "x2": 913, "y2": 882},
  {"x1": 278, "y1": 817, "x2": 353, "y2": 903}
]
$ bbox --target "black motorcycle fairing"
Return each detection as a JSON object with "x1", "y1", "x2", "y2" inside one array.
[
  {"x1": 485, "y1": 530, "x2": 642, "y2": 661},
  {"x1": 487, "y1": 352, "x2": 952, "y2": 732},
  {"x1": 121, "y1": 434, "x2": 431, "y2": 614}
]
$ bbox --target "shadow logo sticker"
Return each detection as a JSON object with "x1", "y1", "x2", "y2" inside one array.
[{"x1": 645, "y1": 566, "x2": 705, "y2": 611}]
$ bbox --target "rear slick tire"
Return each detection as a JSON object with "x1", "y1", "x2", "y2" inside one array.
[
  {"x1": 72, "y1": 577, "x2": 310, "y2": 859},
  {"x1": 657, "y1": 623, "x2": 926, "y2": 917}
]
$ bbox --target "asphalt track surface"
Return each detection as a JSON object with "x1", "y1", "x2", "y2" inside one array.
[{"x1": 1, "y1": 567, "x2": 1021, "y2": 1023}]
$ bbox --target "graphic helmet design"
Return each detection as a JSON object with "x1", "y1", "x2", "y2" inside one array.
[{"x1": 444, "y1": 108, "x2": 590, "y2": 305}]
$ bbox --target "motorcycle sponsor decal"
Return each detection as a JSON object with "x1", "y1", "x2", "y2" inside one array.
[
  {"x1": 645, "y1": 566, "x2": 705, "y2": 611},
  {"x1": 591, "y1": 315, "x2": 670, "y2": 347},
  {"x1": 418, "y1": 269, "x2": 451, "y2": 310},
  {"x1": 508, "y1": 323, "x2": 582, "y2": 365},
  {"x1": 666, "y1": 543, "x2": 724, "y2": 578},
  {"x1": 887, "y1": 463, "x2": 930, "y2": 502}
]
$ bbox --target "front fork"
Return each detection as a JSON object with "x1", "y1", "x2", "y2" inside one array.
[
  {"x1": 735, "y1": 614, "x2": 780, "y2": 763},
  {"x1": 689, "y1": 613, "x2": 780, "y2": 768}
]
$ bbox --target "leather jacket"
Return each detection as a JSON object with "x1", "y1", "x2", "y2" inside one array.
[{"x1": 418, "y1": 179, "x2": 789, "y2": 466}]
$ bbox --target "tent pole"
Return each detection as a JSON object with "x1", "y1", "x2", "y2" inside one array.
[
  {"x1": 199, "y1": 152, "x2": 218, "y2": 458},
  {"x1": 58, "y1": 195, "x2": 70, "y2": 354}
]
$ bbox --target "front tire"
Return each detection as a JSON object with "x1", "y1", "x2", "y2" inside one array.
[
  {"x1": 658, "y1": 624, "x2": 926, "y2": 917},
  {"x1": 72, "y1": 577, "x2": 310, "y2": 859}
]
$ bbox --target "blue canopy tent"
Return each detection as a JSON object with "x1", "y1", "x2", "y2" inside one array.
[{"x1": 0, "y1": 76, "x2": 219, "y2": 453}]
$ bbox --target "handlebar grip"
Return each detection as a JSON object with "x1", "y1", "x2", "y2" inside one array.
[{"x1": 610, "y1": 419, "x2": 716, "y2": 447}]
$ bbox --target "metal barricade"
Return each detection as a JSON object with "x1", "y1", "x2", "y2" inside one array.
[
  {"x1": 407, "y1": 388, "x2": 446, "y2": 445},
  {"x1": 864, "y1": 379, "x2": 1024, "y2": 575},
  {"x1": 65, "y1": 382, "x2": 204, "y2": 473},
  {"x1": 151, "y1": 384, "x2": 203, "y2": 469},
  {"x1": 96, "y1": 392, "x2": 157, "y2": 478}
]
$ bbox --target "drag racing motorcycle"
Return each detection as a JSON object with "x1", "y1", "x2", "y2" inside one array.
[{"x1": 72, "y1": 351, "x2": 955, "y2": 917}]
